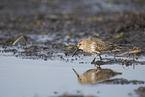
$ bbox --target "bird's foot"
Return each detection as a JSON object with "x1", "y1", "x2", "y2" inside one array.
[{"x1": 99, "y1": 55, "x2": 102, "y2": 61}]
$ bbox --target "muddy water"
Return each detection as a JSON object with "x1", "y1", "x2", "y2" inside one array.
[{"x1": 0, "y1": 54, "x2": 145, "y2": 97}]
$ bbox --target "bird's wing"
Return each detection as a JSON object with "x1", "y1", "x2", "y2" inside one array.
[{"x1": 93, "y1": 38, "x2": 114, "y2": 51}]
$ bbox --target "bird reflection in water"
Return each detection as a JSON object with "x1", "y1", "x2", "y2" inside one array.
[{"x1": 73, "y1": 67, "x2": 122, "y2": 85}]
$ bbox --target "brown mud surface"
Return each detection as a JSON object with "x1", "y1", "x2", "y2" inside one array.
[{"x1": 0, "y1": 0, "x2": 145, "y2": 61}]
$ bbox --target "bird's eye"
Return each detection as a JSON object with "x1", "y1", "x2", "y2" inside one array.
[{"x1": 79, "y1": 44, "x2": 81, "y2": 46}]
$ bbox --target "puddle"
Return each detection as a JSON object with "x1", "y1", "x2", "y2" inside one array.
[{"x1": 0, "y1": 54, "x2": 145, "y2": 97}]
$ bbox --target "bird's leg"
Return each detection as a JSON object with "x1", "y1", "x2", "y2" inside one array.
[
  {"x1": 92, "y1": 54, "x2": 102, "y2": 63},
  {"x1": 92, "y1": 57, "x2": 96, "y2": 63},
  {"x1": 99, "y1": 54, "x2": 102, "y2": 61}
]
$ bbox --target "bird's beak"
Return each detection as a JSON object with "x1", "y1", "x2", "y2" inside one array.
[
  {"x1": 72, "y1": 47, "x2": 79, "y2": 57},
  {"x1": 72, "y1": 68, "x2": 79, "y2": 77}
]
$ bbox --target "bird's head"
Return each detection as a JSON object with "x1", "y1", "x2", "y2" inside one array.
[
  {"x1": 77, "y1": 39, "x2": 85, "y2": 50},
  {"x1": 72, "y1": 39, "x2": 85, "y2": 57}
]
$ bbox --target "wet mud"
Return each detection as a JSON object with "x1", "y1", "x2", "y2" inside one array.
[
  {"x1": 0, "y1": 0, "x2": 145, "y2": 97},
  {"x1": 0, "y1": 0, "x2": 145, "y2": 61}
]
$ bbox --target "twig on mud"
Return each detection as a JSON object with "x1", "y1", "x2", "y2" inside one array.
[
  {"x1": 116, "y1": 47, "x2": 141, "y2": 57},
  {"x1": 13, "y1": 36, "x2": 26, "y2": 45}
]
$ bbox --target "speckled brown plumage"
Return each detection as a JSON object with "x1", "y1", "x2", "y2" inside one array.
[
  {"x1": 77, "y1": 37, "x2": 117, "y2": 54},
  {"x1": 73, "y1": 37, "x2": 118, "y2": 61}
]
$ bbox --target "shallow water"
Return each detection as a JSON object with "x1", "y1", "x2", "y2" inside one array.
[{"x1": 0, "y1": 54, "x2": 145, "y2": 97}]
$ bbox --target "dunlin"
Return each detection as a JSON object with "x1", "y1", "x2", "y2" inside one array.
[{"x1": 72, "y1": 37, "x2": 118, "y2": 62}]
